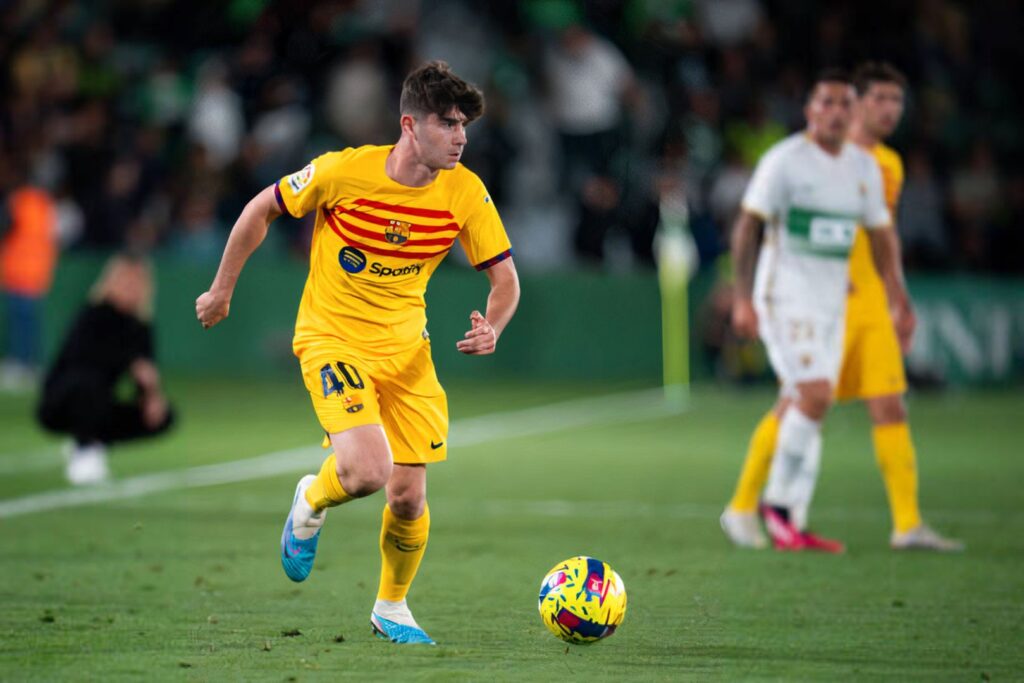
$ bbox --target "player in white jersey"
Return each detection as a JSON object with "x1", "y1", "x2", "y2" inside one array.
[{"x1": 730, "y1": 69, "x2": 914, "y2": 552}]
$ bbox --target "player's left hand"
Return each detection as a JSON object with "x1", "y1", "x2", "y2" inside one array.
[
  {"x1": 456, "y1": 310, "x2": 497, "y2": 355},
  {"x1": 892, "y1": 300, "x2": 917, "y2": 353}
]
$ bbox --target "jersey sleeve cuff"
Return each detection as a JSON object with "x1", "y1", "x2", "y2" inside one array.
[
  {"x1": 740, "y1": 204, "x2": 770, "y2": 222},
  {"x1": 274, "y1": 184, "x2": 293, "y2": 217},
  {"x1": 473, "y1": 248, "x2": 513, "y2": 271}
]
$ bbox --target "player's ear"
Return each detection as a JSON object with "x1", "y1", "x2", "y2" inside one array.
[{"x1": 400, "y1": 114, "x2": 417, "y2": 137}]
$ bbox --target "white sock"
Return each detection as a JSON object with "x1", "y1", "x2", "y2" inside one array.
[
  {"x1": 291, "y1": 476, "x2": 325, "y2": 540},
  {"x1": 762, "y1": 408, "x2": 821, "y2": 523},
  {"x1": 373, "y1": 599, "x2": 421, "y2": 628},
  {"x1": 789, "y1": 430, "x2": 822, "y2": 530}
]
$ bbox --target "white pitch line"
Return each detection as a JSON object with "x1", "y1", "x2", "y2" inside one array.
[{"x1": 0, "y1": 387, "x2": 684, "y2": 519}]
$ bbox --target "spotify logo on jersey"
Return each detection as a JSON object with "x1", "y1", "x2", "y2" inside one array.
[{"x1": 338, "y1": 246, "x2": 367, "y2": 273}]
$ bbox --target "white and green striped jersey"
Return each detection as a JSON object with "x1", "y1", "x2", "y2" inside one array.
[{"x1": 741, "y1": 133, "x2": 890, "y2": 313}]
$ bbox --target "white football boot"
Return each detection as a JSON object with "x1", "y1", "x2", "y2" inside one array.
[
  {"x1": 890, "y1": 524, "x2": 964, "y2": 552},
  {"x1": 720, "y1": 508, "x2": 768, "y2": 549}
]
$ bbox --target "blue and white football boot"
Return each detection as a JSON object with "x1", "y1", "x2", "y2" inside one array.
[
  {"x1": 280, "y1": 475, "x2": 326, "y2": 582},
  {"x1": 370, "y1": 600, "x2": 435, "y2": 644}
]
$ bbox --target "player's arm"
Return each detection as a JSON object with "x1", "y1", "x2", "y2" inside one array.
[
  {"x1": 863, "y1": 155, "x2": 915, "y2": 350},
  {"x1": 867, "y1": 226, "x2": 915, "y2": 351},
  {"x1": 130, "y1": 357, "x2": 168, "y2": 427},
  {"x1": 730, "y1": 209, "x2": 764, "y2": 340},
  {"x1": 731, "y1": 143, "x2": 782, "y2": 340},
  {"x1": 456, "y1": 258, "x2": 520, "y2": 356},
  {"x1": 195, "y1": 185, "x2": 282, "y2": 329}
]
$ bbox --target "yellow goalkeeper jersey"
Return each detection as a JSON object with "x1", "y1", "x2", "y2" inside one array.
[
  {"x1": 275, "y1": 145, "x2": 513, "y2": 359},
  {"x1": 846, "y1": 142, "x2": 904, "y2": 318}
]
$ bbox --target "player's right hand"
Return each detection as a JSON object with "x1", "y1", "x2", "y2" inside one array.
[
  {"x1": 196, "y1": 291, "x2": 230, "y2": 329},
  {"x1": 731, "y1": 298, "x2": 759, "y2": 339}
]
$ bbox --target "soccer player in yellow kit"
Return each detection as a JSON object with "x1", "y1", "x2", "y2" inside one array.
[
  {"x1": 720, "y1": 62, "x2": 962, "y2": 552},
  {"x1": 196, "y1": 62, "x2": 520, "y2": 643}
]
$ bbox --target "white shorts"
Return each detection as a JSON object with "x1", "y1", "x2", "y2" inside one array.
[{"x1": 756, "y1": 302, "x2": 846, "y2": 398}]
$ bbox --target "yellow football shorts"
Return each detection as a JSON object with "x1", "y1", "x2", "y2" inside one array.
[
  {"x1": 298, "y1": 338, "x2": 448, "y2": 464},
  {"x1": 835, "y1": 308, "x2": 908, "y2": 401}
]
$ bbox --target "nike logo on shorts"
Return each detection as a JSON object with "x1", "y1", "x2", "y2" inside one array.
[{"x1": 430, "y1": 440, "x2": 444, "y2": 450}]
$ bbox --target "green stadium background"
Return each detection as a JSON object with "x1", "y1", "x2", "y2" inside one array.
[{"x1": 17, "y1": 255, "x2": 1024, "y2": 387}]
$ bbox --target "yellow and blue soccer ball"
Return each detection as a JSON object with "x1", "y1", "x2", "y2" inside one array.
[{"x1": 537, "y1": 556, "x2": 627, "y2": 643}]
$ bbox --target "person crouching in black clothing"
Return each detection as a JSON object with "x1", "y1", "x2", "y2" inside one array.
[{"x1": 37, "y1": 253, "x2": 174, "y2": 484}]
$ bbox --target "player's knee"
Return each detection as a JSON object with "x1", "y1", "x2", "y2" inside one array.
[
  {"x1": 331, "y1": 425, "x2": 393, "y2": 496},
  {"x1": 796, "y1": 383, "x2": 832, "y2": 420},
  {"x1": 335, "y1": 454, "x2": 391, "y2": 497},
  {"x1": 388, "y1": 489, "x2": 426, "y2": 520}
]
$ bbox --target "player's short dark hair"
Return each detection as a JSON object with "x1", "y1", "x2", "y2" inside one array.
[
  {"x1": 852, "y1": 61, "x2": 907, "y2": 96},
  {"x1": 807, "y1": 68, "x2": 853, "y2": 100},
  {"x1": 400, "y1": 61, "x2": 484, "y2": 123},
  {"x1": 814, "y1": 67, "x2": 853, "y2": 88}
]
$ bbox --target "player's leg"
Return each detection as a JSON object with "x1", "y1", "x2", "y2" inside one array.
[
  {"x1": 854, "y1": 322, "x2": 963, "y2": 551},
  {"x1": 720, "y1": 395, "x2": 788, "y2": 548},
  {"x1": 283, "y1": 355, "x2": 390, "y2": 582},
  {"x1": 370, "y1": 463, "x2": 434, "y2": 644},
  {"x1": 866, "y1": 394, "x2": 963, "y2": 551},
  {"x1": 720, "y1": 304, "x2": 796, "y2": 549},
  {"x1": 305, "y1": 425, "x2": 394, "y2": 508},
  {"x1": 369, "y1": 339, "x2": 446, "y2": 643},
  {"x1": 756, "y1": 306, "x2": 846, "y2": 552},
  {"x1": 761, "y1": 379, "x2": 830, "y2": 540},
  {"x1": 283, "y1": 424, "x2": 393, "y2": 582}
]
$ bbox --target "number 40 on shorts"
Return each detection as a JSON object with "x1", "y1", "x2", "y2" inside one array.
[{"x1": 320, "y1": 361, "x2": 365, "y2": 398}]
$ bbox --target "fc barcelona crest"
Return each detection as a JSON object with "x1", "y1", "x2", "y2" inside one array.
[{"x1": 385, "y1": 220, "x2": 411, "y2": 245}]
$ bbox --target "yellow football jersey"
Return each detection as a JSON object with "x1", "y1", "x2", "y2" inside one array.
[
  {"x1": 275, "y1": 145, "x2": 512, "y2": 359},
  {"x1": 846, "y1": 143, "x2": 904, "y2": 316}
]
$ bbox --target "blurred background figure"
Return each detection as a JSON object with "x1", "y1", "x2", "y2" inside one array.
[
  {"x1": 35, "y1": 253, "x2": 173, "y2": 485},
  {"x1": 0, "y1": 154, "x2": 58, "y2": 392},
  {"x1": 543, "y1": 19, "x2": 646, "y2": 266}
]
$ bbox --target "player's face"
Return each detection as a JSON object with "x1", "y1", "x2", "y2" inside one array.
[
  {"x1": 805, "y1": 82, "x2": 855, "y2": 149},
  {"x1": 857, "y1": 82, "x2": 905, "y2": 139},
  {"x1": 412, "y1": 107, "x2": 468, "y2": 171}
]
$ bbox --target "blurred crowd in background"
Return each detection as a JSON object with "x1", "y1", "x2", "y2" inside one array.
[{"x1": 2, "y1": 0, "x2": 1023, "y2": 276}]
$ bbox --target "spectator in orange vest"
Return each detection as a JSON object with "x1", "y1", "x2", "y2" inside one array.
[{"x1": 0, "y1": 159, "x2": 58, "y2": 391}]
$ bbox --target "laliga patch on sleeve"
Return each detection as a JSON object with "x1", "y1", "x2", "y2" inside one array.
[{"x1": 288, "y1": 163, "x2": 315, "y2": 195}]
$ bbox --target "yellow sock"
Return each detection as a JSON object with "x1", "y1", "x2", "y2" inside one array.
[
  {"x1": 304, "y1": 455, "x2": 353, "y2": 511},
  {"x1": 727, "y1": 412, "x2": 780, "y2": 513},
  {"x1": 873, "y1": 422, "x2": 922, "y2": 534},
  {"x1": 377, "y1": 504, "x2": 430, "y2": 602}
]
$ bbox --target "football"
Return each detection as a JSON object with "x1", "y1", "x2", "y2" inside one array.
[{"x1": 537, "y1": 556, "x2": 627, "y2": 643}]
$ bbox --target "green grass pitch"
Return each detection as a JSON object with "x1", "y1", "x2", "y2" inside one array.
[{"x1": 1, "y1": 377, "x2": 1022, "y2": 681}]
